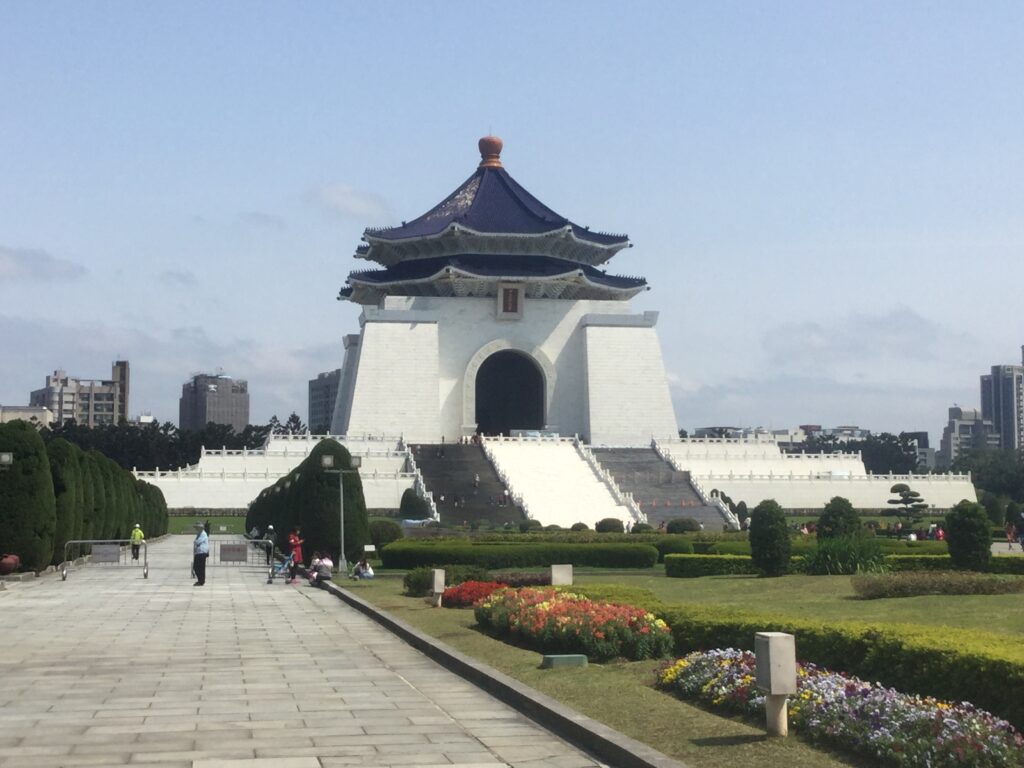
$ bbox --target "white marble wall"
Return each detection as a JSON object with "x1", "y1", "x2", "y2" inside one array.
[{"x1": 333, "y1": 295, "x2": 679, "y2": 445}]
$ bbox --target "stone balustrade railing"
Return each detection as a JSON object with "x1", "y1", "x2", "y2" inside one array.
[
  {"x1": 653, "y1": 440, "x2": 739, "y2": 530},
  {"x1": 573, "y1": 438, "x2": 645, "y2": 524},
  {"x1": 403, "y1": 447, "x2": 439, "y2": 520},
  {"x1": 479, "y1": 438, "x2": 529, "y2": 519}
]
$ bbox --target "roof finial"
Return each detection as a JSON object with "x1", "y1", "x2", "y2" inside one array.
[{"x1": 478, "y1": 135, "x2": 503, "y2": 168}]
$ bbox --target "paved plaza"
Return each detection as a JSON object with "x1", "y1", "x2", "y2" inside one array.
[{"x1": 0, "y1": 536, "x2": 605, "y2": 768}]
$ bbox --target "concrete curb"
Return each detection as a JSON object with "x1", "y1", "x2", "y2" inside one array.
[{"x1": 321, "y1": 580, "x2": 688, "y2": 768}]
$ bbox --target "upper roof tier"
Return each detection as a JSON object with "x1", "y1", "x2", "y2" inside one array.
[{"x1": 356, "y1": 136, "x2": 631, "y2": 268}]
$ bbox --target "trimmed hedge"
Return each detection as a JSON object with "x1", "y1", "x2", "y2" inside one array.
[
  {"x1": 664, "y1": 553, "x2": 1003, "y2": 577},
  {"x1": 989, "y1": 556, "x2": 1024, "y2": 575},
  {"x1": 246, "y1": 440, "x2": 368, "y2": 564},
  {"x1": 657, "y1": 603, "x2": 1024, "y2": 730},
  {"x1": 393, "y1": 532, "x2": 693, "y2": 563},
  {"x1": 665, "y1": 554, "x2": 760, "y2": 578},
  {"x1": 380, "y1": 541, "x2": 659, "y2": 570},
  {"x1": 885, "y1": 555, "x2": 958, "y2": 572},
  {"x1": 851, "y1": 570, "x2": 1024, "y2": 599},
  {"x1": 403, "y1": 564, "x2": 490, "y2": 596},
  {"x1": 0, "y1": 421, "x2": 57, "y2": 570}
]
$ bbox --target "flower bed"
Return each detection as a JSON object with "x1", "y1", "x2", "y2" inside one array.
[
  {"x1": 441, "y1": 580, "x2": 506, "y2": 608},
  {"x1": 474, "y1": 587, "x2": 673, "y2": 661},
  {"x1": 657, "y1": 648, "x2": 1024, "y2": 767}
]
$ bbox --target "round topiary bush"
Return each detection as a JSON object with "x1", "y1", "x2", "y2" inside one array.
[
  {"x1": 368, "y1": 519, "x2": 403, "y2": 550},
  {"x1": 570, "y1": 522, "x2": 590, "y2": 532},
  {"x1": 945, "y1": 500, "x2": 992, "y2": 571},
  {"x1": 595, "y1": 517, "x2": 625, "y2": 533},
  {"x1": 816, "y1": 496, "x2": 861, "y2": 541},
  {"x1": 399, "y1": 488, "x2": 432, "y2": 520},
  {"x1": 666, "y1": 517, "x2": 701, "y2": 534},
  {"x1": 631, "y1": 522, "x2": 654, "y2": 534},
  {"x1": 518, "y1": 519, "x2": 543, "y2": 533},
  {"x1": 749, "y1": 499, "x2": 790, "y2": 577}
]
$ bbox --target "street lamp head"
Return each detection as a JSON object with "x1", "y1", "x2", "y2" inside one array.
[
  {"x1": 350, "y1": 456, "x2": 362, "y2": 469},
  {"x1": 321, "y1": 455, "x2": 335, "y2": 469},
  {"x1": 0, "y1": 452, "x2": 12, "y2": 467}
]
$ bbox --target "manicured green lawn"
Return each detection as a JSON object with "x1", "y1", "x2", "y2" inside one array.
[
  {"x1": 349, "y1": 575, "x2": 862, "y2": 768},
  {"x1": 167, "y1": 515, "x2": 247, "y2": 535},
  {"x1": 573, "y1": 568, "x2": 1024, "y2": 636}
]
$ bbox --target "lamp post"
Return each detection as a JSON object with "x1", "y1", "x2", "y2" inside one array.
[{"x1": 321, "y1": 453, "x2": 362, "y2": 573}]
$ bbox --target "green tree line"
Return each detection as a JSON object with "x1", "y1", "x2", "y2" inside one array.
[
  {"x1": 41, "y1": 412, "x2": 307, "y2": 472},
  {"x1": 787, "y1": 432, "x2": 921, "y2": 474},
  {"x1": 0, "y1": 420, "x2": 169, "y2": 572},
  {"x1": 952, "y1": 448, "x2": 1024, "y2": 526}
]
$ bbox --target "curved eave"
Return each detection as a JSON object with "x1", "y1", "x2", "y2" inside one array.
[
  {"x1": 338, "y1": 266, "x2": 647, "y2": 305},
  {"x1": 358, "y1": 223, "x2": 631, "y2": 268}
]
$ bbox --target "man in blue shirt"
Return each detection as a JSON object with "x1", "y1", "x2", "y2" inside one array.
[{"x1": 193, "y1": 522, "x2": 209, "y2": 586}]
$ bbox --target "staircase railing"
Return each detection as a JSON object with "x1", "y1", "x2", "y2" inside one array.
[
  {"x1": 653, "y1": 439, "x2": 740, "y2": 530},
  {"x1": 479, "y1": 438, "x2": 530, "y2": 518},
  {"x1": 404, "y1": 447, "x2": 439, "y2": 521},
  {"x1": 573, "y1": 438, "x2": 646, "y2": 524}
]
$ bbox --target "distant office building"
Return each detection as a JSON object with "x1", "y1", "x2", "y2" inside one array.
[
  {"x1": 980, "y1": 347, "x2": 1024, "y2": 451},
  {"x1": 179, "y1": 373, "x2": 249, "y2": 432},
  {"x1": 938, "y1": 406, "x2": 1000, "y2": 468},
  {"x1": 308, "y1": 369, "x2": 341, "y2": 433},
  {"x1": 29, "y1": 361, "x2": 129, "y2": 427},
  {"x1": 0, "y1": 405, "x2": 54, "y2": 428},
  {"x1": 904, "y1": 431, "x2": 935, "y2": 470}
]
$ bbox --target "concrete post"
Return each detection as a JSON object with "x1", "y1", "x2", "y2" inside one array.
[
  {"x1": 755, "y1": 632, "x2": 796, "y2": 737},
  {"x1": 431, "y1": 568, "x2": 445, "y2": 607}
]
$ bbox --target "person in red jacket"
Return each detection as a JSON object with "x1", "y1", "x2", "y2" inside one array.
[{"x1": 287, "y1": 527, "x2": 304, "y2": 584}]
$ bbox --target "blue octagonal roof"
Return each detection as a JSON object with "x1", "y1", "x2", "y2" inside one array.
[{"x1": 363, "y1": 138, "x2": 628, "y2": 249}]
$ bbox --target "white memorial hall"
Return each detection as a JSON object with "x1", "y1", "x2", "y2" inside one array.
[{"x1": 137, "y1": 137, "x2": 976, "y2": 528}]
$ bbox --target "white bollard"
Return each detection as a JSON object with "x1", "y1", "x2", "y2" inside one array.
[
  {"x1": 550, "y1": 564, "x2": 573, "y2": 586},
  {"x1": 431, "y1": 568, "x2": 445, "y2": 607},
  {"x1": 755, "y1": 632, "x2": 797, "y2": 737}
]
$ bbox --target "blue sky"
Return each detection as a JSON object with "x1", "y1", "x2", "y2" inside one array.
[{"x1": 2, "y1": 1, "x2": 1022, "y2": 442}]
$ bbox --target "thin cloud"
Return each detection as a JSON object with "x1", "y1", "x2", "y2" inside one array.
[
  {"x1": 316, "y1": 183, "x2": 392, "y2": 223},
  {"x1": 159, "y1": 269, "x2": 199, "y2": 288},
  {"x1": 763, "y1": 308, "x2": 978, "y2": 376},
  {"x1": 0, "y1": 246, "x2": 87, "y2": 282}
]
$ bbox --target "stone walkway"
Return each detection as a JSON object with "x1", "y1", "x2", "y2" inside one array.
[{"x1": 0, "y1": 536, "x2": 605, "y2": 768}]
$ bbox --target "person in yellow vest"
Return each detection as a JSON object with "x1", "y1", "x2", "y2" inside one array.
[{"x1": 130, "y1": 523, "x2": 145, "y2": 561}]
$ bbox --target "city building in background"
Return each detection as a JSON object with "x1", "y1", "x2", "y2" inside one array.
[
  {"x1": 904, "y1": 430, "x2": 936, "y2": 470},
  {"x1": 308, "y1": 369, "x2": 341, "y2": 433},
  {"x1": 980, "y1": 346, "x2": 1024, "y2": 451},
  {"x1": 0, "y1": 405, "x2": 54, "y2": 428},
  {"x1": 938, "y1": 406, "x2": 1001, "y2": 468},
  {"x1": 178, "y1": 373, "x2": 249, "y2": 432},
  {"x1": 29, "y1": 361, "x2": 129, "y2": 427}
]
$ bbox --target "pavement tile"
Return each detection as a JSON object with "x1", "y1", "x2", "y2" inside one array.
[{"x1": 0, "y1": 537, "x2": 602, "y2": 768}]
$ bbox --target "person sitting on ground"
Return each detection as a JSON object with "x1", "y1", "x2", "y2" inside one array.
[
  {"x1": 307, "y1": 551, "x2": 334, "y2": 587},
  {"x1": 350, "y1": 558, "x2": 374, "y2": 580}
]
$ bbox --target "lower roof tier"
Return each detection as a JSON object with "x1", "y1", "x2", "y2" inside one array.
[{"x1": 338, "y1": 254, "x2": 648, "y2": 305}]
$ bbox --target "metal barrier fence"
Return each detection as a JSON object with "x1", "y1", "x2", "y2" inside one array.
[
  {"x1": 206, "y1": 535, "x2": 276, "y2": 579},
  {"x1": 62, "y1": 539, "x2": 148, "y2": 580}
]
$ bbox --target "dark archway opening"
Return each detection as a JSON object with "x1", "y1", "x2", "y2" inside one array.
[{"x1": 475, "y1": 350, "x2": 544, "y2": 436}]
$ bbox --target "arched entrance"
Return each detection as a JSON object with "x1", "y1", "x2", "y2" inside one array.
[{"x1": 475, "y1": 350, "x2": 544, "y2": 435}]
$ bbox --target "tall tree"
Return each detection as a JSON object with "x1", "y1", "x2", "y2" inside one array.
[{"x1": 0, "y1": 421, "x2": 57, "y2": 570}]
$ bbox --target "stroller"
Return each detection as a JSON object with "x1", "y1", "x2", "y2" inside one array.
[{"x1": 268, "y1": 552, "x2": 294, "y2": 583}]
